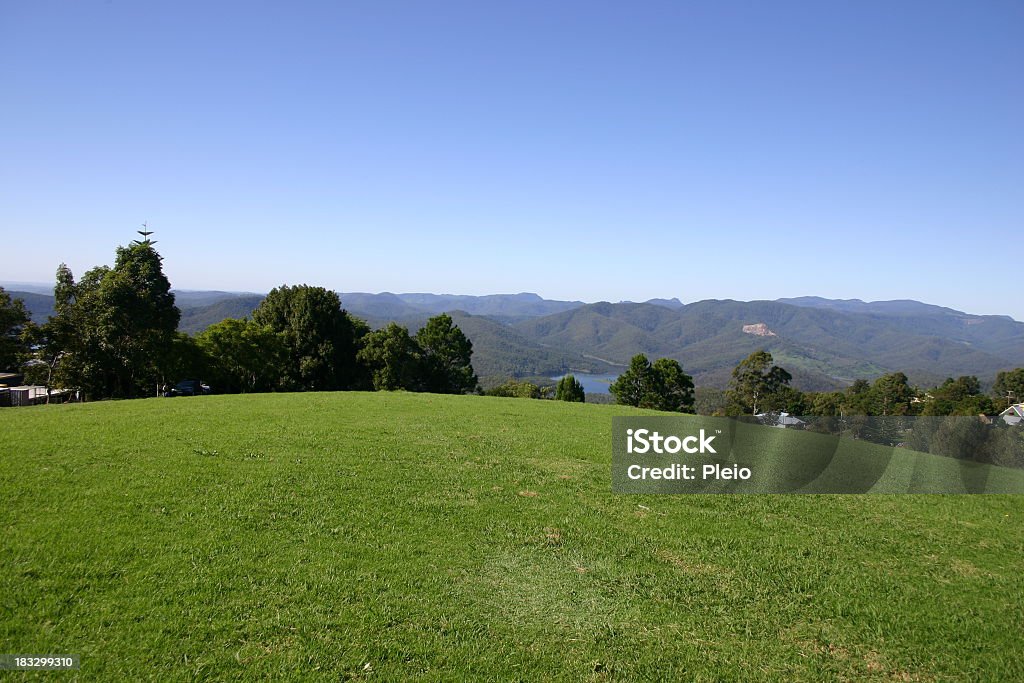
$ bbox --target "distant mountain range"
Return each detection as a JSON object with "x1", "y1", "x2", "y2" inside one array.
[
  {"x1": 6, "y1": 285, "x2": 1022, "y2": 390},
  {"x1": 7, "y1": 290, "x2": 56, "y2": 322},
  {"x1": 509, "y1": 299, "x2": 1024, "y2": 390}
]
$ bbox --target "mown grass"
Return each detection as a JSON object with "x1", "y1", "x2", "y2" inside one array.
[{"x1": 1, "y1": 392, "x2": 1022, "y2": 681}]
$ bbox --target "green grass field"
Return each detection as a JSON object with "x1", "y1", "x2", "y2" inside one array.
[{"x1": 2, "y1": 393, "x2": 1022, "y2": 681}]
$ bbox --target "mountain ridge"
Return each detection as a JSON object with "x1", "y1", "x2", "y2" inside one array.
[{"x1": 7, "y1": 287, "x2": 1022, "y2": 389}]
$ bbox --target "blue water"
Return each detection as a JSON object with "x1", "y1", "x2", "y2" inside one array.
[{"x1": 550, "y1": 372, "x2": 620, "y2": 395}]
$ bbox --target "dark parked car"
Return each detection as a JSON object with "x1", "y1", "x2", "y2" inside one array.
[{"x1": 164, "y1": 380, "x2": 211, "y2": 397}]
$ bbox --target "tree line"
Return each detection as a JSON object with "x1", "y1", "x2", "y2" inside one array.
[
  {"x1": 484, "y1": 374, "x2": 586, "y2": 402},
  {"x1": 2, "y1": 238, "x2": 477, "y2": 400},
  {"x1": 484, "y1": 354, "x2": 695, "y2": 409},
  {"x1": 602, "y1": 349, "x2": 1024, "y2": 419},
  {"x1": 2, "y1": 236, "x2": 1023, "y2": 415},
  {"x1": 722, "y1": 351, "x2": 1024, "y2": 419}
]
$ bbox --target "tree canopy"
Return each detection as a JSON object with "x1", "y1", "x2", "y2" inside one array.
[
  {"x1": 648, "y1": 358, "x2": 696, "y2": 412},
  {"x1": 251, "y1": 285, "x2": 368, "y2": 391},
  {"x1": 40, "y1": 243, "x2": 180, "y2": 398},
  {"x1": 0, "y1": 287, "x2": 30, "y2": 372},
  {"x1": 725, "y1": 350, "x2": 792, "y2": 415},
  {"x1": 610, "y1": 354, "x2": 654, "y2": 407},
  {"x1": 357, "y1": 322, "x2": 421, "y2": 391},
  {"x1": 414, "y1": 313, "x2": 478, "y2": 394},
  {"x1": 196, "y1": 318, "x2": 286, "y2": 393},
  {"x1": 869, "y1": 372, "x2": 914, "y2": 416},
  {"x1": 921, "y1": 375, "x2": 993, "y2": 416},
  {"x1": 993, "y1": 368, "x2": 1024, "y2": 409},
  {"x1": 610, "y1": 354, "x2": 695, "y2": 412}
]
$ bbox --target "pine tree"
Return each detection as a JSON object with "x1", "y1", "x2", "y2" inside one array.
[
  {"x1": 555, "y1": 374, "x2": 585, "y2": 402},
  {"x1": 609, "y1": 354, "x2": 655, "y2": 407},
  {"x1": 414, "y1": 314, "x2": 478, "y2": 394}
]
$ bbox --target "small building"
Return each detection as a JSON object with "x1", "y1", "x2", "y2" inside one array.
[
  {"x1": 999, "y1": 404, "x2": 1024, "y2": 426},
  {"x1": 755, "y1": 411, "x2": 806, "y2": 428},
  {"x1": 0, "y1": 385, "x2": 72, "y2": 407},
  {"x1": 7, "y1": 385, "x2": 49, "y2": 407}
]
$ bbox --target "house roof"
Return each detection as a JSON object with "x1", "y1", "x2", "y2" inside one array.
[
  {"x1": 754, "y1": 411, "x2": 806, "y2": 426},
  {"x1": 999, "y1": 404, "x2": 1024, "y2": 419}
]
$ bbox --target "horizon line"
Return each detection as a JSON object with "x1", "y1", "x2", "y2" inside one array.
[{"x1": 3, "y1": 280, "x2": 1020, "y2": 323}]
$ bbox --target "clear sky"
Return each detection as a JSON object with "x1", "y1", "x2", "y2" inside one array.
[{"x1": 2, "y1": 1, "x2": 1022, "y2": 319}]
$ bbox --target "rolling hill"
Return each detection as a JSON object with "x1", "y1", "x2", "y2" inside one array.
[
  {"x1": 177, "y1": 295, "x2": 265, "y2": 335},
  {"x1": 385, "y1": 291, "x2": 585, "y2": 320},
  {"x1": 9, "y1": 288, "x2": 265, "y2": 329},
  {"x1": 2, "y1": 392, "x2": 1022, "y2": 679},
  {"x1": 6, "y1": 290, "x2": 55, "y2": 324},
  {"x1": 514, "y1": 299, "x2": 1024, "y2": 389},
  {"x1": 422, "y1": 311, "x2": 618, "y2": 383},
  {"x1": 171, "y1": 290, "x2": 265, "y2": 308},
  {"x1": 778, "y1": 296, "x2": 1024, "y2": 366}
]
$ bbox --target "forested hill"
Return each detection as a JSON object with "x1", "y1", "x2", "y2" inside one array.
[
  {"x1": 178, "y1": 295, "x2": 265, "y2": 335},
  {"x1": 8, "y1": 286, "x2": 1023, "y2": 389},
  {"x1": 339, "y1": 291, "x2": 585, "y2": 322},
  {"x1": 511, "y1": 300, "x2": 1024, "y2": 389}
]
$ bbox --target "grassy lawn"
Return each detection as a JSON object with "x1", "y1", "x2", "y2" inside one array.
[{"x1": 2, "y1": 392, "x2": 1022, "y2": 681}]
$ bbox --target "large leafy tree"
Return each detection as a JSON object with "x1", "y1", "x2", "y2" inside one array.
[
  {"x1": 196, "y1": 318, "x2": 286, "y2": 393},
  {"x1": 555, "y1": 374, "x2": 585, "y2": 402},
  {"x1": 29, "y1": 264, "x2": 96, "y2": 396},
  {"x1": 923, "y1": 375, "x2": 993, "y2": 416},
  {"x1": 251, "y1": 285, "x2": 368, "y2": 391},
  {"x1": 993, "y1": 368, "x2": 1024, "y2": 409},
  {"x1": 775, "y1": 385, "x2": 808, "y2": 415},
  {"x1": 807, "y1": 391, "x2": 843, "y2": 417},
  {"x1": 42, "y1": 242, "x2": 181, "y2": 398},
  {"x1": 609, "y1": 354, "x2": 695, "y2": 412},
  {"x1": 869, "y1": 372, "x2": 914, "y2": 416},
  {"x1": 0, "y1": 287, "x2": 30, "y2": 372},
  {"x1": 357, "y1": 323, "x2": 421, "y2": 391},
  {"x1": 841, "y1": 379, "x2": 873, "y2": 416},
  {"x1": 414, "y1": 313, "x2": 478, "y2": 394},
  {"x1": 649, "y1": 358, "x2": 695, "y2": 413},
  {"x1": 163, "y1": 333, "x2": 210, "y2": 388},
  {"x1": 725, "y1": 350, "x2": 792, "y2": 415}
]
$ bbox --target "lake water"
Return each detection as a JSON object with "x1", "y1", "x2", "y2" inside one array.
[{"x1": 550, "y1": 372, "x2": 620, "y2": 395}]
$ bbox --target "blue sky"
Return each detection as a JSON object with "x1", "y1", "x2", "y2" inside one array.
[{"x1": 2, "y1": 1, "x2": 1022, "y2": 319}]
